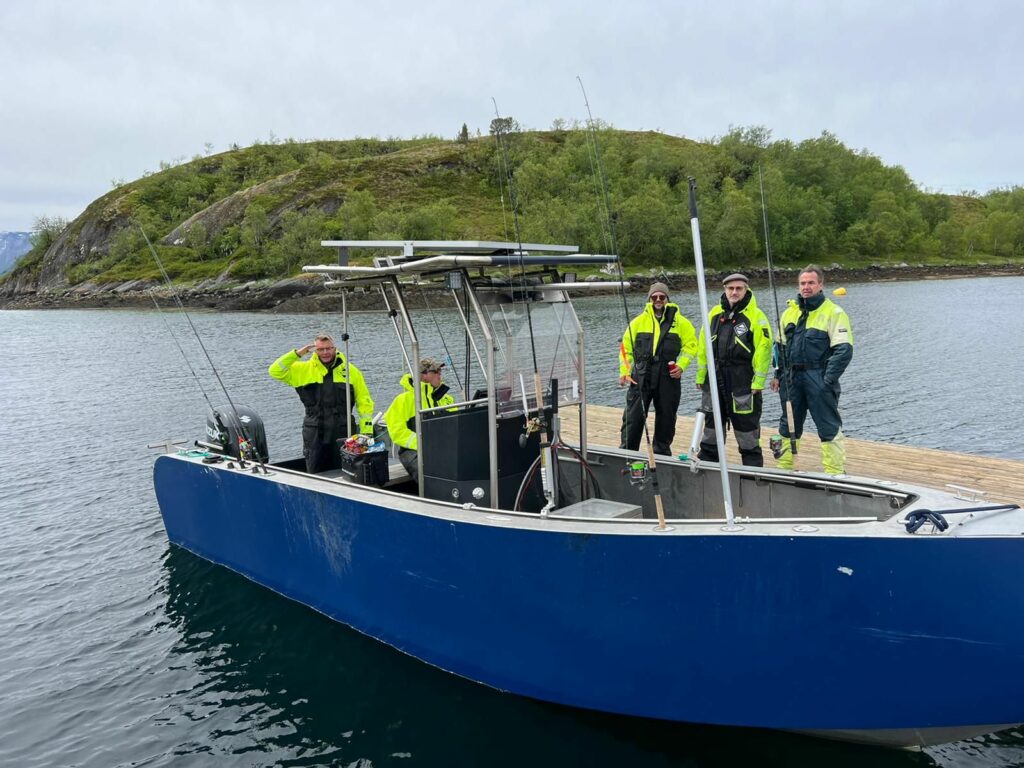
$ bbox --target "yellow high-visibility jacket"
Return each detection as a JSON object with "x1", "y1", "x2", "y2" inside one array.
[
  {"x1": 385, "y1": 373, "x2": 456, "y2": 452},
  {"x1": 618, "y1": 301, "x2": 698, "y2": 380},
  {"x1": 269, "y1": 349, "x2": 374, "y2": 433},
  {"x1": 696, "y1": 290, "x2": 773, "y2": 390},
  {"x1": 777, "y1": 293, "x2": 853, "y2": 384}
]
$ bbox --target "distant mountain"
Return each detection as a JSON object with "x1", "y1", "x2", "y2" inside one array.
[{"x1": 0, "y1": 232, "x2": 32, "y2": 275}]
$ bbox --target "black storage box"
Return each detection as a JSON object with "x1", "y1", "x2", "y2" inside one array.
[
  {"x1": 420, "y1": 405, "x2": 543, "y2": 509},
  {"x1": 339, "y1": 447, "x2": 389, "y2": 486}
]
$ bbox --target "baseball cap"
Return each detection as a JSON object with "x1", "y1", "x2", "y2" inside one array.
[{"x1": 419, "y1": 357, "x2": 446, "y2": 374}]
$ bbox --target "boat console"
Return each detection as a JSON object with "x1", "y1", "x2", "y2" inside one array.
[{"x1": 420, "y1": 401, "x2": 545, "y2": 510}]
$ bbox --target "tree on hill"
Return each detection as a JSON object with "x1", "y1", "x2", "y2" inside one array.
[
  {"x1": 712, "y1": 178, "x2": 760, "y2": 264},
  {"x1": 489, "y1": 116, "x2": 519, "y2": 136},
  {"x1": 30, "y1": 215, "x2": 69, "y2": 250}
]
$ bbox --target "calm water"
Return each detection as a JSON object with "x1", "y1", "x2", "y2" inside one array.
[{"x1": 2, "y1": 276, "x2": 1023, "y2": 767}]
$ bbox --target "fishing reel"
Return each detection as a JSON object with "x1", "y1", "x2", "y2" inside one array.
[
  {"x1": 237, "y1": 436, "x2": 257, "y2": 462},
  {"x1": 769, "y1": 435, "x2": 794, "y2": 460},
  {"x1": 622, "y1": 459, "x2": 649, "y2": 488},
  {"x1": 518, "y1": 416, "x2": 544, "y2": 448}
]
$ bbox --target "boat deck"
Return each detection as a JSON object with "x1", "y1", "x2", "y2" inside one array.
[{"x1": 562, "y1": 405, "x2": 1024, "y2": 505}]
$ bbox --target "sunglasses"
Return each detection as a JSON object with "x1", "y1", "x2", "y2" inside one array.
[{"x1": 650, "y1": 294, "x2": 668, "y2": 301}]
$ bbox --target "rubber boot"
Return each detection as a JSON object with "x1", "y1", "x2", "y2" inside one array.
[
  {"x1": 774, "y1": 436, "x2": 799, "y2": 470},
  {"x1": 821, "y1": 431, "x2": 846, "y2": 475}
]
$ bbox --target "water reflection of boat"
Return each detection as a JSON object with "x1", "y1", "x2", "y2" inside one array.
[
  {"x1": 154, "y1": 240, "x2": 1024, "y2": 749},
  {"x1": 162, "y1": 545, "x2": 555, "y2": 764}
]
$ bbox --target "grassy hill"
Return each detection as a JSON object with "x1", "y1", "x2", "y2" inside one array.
[{"x1": 3, "y1": 127, "x2": 1023, "y2": 297}]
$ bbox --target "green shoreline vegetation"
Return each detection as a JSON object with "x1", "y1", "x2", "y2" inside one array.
[{"x1": 3, "y1": 123, "x2": 1023, "y2": 296}]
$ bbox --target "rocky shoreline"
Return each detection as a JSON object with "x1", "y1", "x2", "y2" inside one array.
[{"x1": 2, "y1": 262, "x2": 1022, "y2": 313}]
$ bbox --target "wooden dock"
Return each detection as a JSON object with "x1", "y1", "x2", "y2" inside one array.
[{"x1": 559, "y1": 405, "x2": 1024, "y2": 505}]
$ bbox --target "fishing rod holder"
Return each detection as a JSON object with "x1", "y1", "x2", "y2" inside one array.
[
  {"x1": 687, "y1": 411, "x2": 705, "y2": 473},
  {"x1": 147, "y1": 438, "x2": 189, "y2": 453}
]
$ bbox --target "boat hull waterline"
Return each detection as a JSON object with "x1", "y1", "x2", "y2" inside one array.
[{"x1": 153, "y1": 454, "x2": 1024, "y2": 748}]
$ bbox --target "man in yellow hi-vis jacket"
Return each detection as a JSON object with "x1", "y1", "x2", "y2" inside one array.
[
  {"x1": 771, "y1": 265, "x2": 853, "y2": 474},
  {"x1": 618, "y1": 282, "x2": 698, "y2": 455},
  {"x1": 385, "y1": 357, "x2": 456, "y2": 483},
  {"x1": 695, "y1": 273, "x2": 773, "y2": 466},
  {"x1": 269, "y1": 333, "x2": 374, "y2": 473}
]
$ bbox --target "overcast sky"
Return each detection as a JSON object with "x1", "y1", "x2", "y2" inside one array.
[{"x1": 1, "y1": 0, "x2": 1020, "y2": 232}]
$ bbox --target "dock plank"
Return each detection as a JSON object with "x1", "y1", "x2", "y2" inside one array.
[{"x1": 559, "y1": 405, "x2": 1024, "y2": 505}]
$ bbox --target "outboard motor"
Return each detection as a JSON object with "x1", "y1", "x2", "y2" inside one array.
[{"x1": 205, "y1": 405, "x2": 268, "y2": 461}]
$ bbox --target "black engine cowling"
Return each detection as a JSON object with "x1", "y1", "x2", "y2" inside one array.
[{"x1": 205, "y1": 405, "x2": 268, "y2": 461}]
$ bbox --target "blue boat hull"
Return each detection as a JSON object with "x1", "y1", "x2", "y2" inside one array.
[{"x1": 154, "y1": 455, "x2": 1024, "y2": 742}]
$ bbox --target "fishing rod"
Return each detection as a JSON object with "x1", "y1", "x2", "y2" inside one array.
[
  {"x1": 335, "y1": 284, "x2": 385, "y2": 440},
  {"x1": 578, "y1": 76, "x2": 668, "y2": 530},
  {"x1": 148, "y1": 290, "x2": 217, "y2": 412},
  {"x1": 577, "y1": 80, "x2": 613, "y2": 257},
  {"x1": 688, "y1": 178, "x2": 737, "y2": 529},
  {"x1": 757, "y1": 166, "x2": 797, "y2": 460},
  {"x1": 489, "y1": 115, "x2": 511, "y2": 245},
  {"x1": 577, "y1": 77, "x2": 633, "y2": 333},
  {"x1": 463, "y1": 277, "x2": 472, "y2": 401},
  {"x1": 342, "y1": 291, "x2": 353, "y2": 439},
  {"x1": 141, "y1": 226, "x2": 267, "y2": 474},
  {"x1": 491, "y1": 99, "x2": 540, "y2": 377},
  {"x1": 417, "y1": 282, "x2": 465, "y2": 397},
  {"x1": 757, "y1": 166, "x2": 783, "y2": 324},
  {"x1": 147, "y1": 289, "x2": 222, "y2": 453},
  {"x1": 491, "y1": 98, "x2": 557, "y2": 513}
]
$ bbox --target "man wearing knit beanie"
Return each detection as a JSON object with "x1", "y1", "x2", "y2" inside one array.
[
  {"x1": 647, "y1": 281, "x2": 670, "y2": 300},
  {"x1": 618, "y1": 282, "x2": 698, "y2": 455}
]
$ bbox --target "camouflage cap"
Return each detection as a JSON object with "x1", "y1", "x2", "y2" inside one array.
[{"x1": 419, "y1": 357, "x2": 446, "y2": 374}]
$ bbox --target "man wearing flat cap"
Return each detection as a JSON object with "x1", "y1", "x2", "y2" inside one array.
[
  {"x1": 385, "y1": 356, "x2": 456, "y2": 482},
  {"x1": 695, "y1": 273, "x2": 773, "y2": 466},
  {"x1": 618, "y1": 282, "x2": 698, "y2": 455}
]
